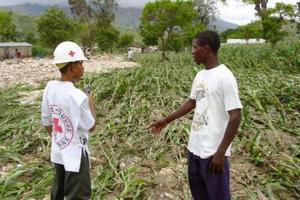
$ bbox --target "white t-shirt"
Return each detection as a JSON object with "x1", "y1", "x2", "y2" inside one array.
[
  {"x1": 128, "y1": 50, "x2": 133, "y2": 60},
  {"x1": 41, "y1": 80, "x2": 95, "y2": 172},
  {"x1": 188, "y1": 64, "x2": 242, "y2": 159}
]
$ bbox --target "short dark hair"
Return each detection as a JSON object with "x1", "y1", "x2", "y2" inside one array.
[
  {"x1": 194, "y1": 31, "x2": 220, "y2": 54},
  {"x1": 59, "y1": 62, "x2": 76, "y2": 74}
]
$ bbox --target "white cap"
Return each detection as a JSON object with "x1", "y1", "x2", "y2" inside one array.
[{"x1": 53, "y1": 41, "x2": 87, "y2": 64}]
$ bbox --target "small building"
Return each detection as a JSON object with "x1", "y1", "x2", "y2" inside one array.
[
  {"x1": 0, "y1": 42, "x2": 32, "y2": 60},
  {"x1": 226, "y1": 39, "x2": 266, "y2": 45}
]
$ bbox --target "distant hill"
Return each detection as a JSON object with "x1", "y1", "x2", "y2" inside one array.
[
  {"x1": 0, "y1": 3, "x2": 70, "y2": 16},
  {"x1": 0, "y1": 3, "x2": 238, "y2": 32},
  {"x1": 115, "y1": 7, "x2": 141, "y2": 28},
  {"x1": 211, "y1": 18, "x2": 238, "y2": 32},
  {"x1": 115, "y1": 7, "x2": 239, "y2": 31}
]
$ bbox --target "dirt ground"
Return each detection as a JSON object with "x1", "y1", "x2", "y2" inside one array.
[{"x1": 0, "y1": 54, "x2": 138, "y2": 89}]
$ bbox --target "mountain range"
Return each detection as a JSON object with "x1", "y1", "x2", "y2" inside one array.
[{"x1": 0, "y1": 3, "x2": 238, "y2": 32}]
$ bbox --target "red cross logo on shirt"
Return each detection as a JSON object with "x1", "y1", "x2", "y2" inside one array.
[
  {"x1": 53, "y1": 118, "x2": 63, "y2": 133},
  {"x1": 69, "y1": 50, "x2": 75, "y2": 57}
]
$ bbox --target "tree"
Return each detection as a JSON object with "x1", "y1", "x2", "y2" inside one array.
[
  {"x1": 93, "y1": 0, "x2": 119, "y2": 51},
  {"x1": 221, "y1": 1, "x2": 298, "y2": 43},
  {"x1": 140, "y1": 0, "x2": 197, "y2": 60},
  {"x1": 68, "y1": 0, "x2": 93, "y2": 22},
  {"x1": 181, "y1": 23, "x2": 206, "y2": 47},
  {"x1": 261, "y1": 3, "x2": 297, "y2": 44},
  {"x1": 37, "y1": 7, "x2": 77, "y2": 49},
  {"x1": 96, "y1": 24, "x2": 119, "y2": 51},
  {"x1": 68, "y1": 0, "x2": 118, "y2": 52},
  {"x1": 193, "y1": 0, "x2": 218, "y2": 26},
  {"x1": 220, "y1": 21, "x2": 263, "y2": 42},
  {"x1": 0, "y1": 11, "x2": 16, "y2": 42},
  {"x1": 239, "y1": 21, "x2": 263, "y2": 40},
  {"x1": 167, "y1": 33, "x2": 183, "y2": 53},
  {"x1": 272, "y1": 2, "x2": 298, "y2": 21},
  {"x1": 25, "y1": 32, "x2": 37, "y2": 44},
  {"x1": 77, "y1": 23, "x2": 97, "y2": 53},
  {"x1": 142, "y1": 33, "x2": 159, "y2": 46},
  {"x1": 118, "y1": 34, "x2": 134, "y2": 49},
  {"x1": 92, "y1": 0, "x2": 117, "y2": 25},
  {"x1": 68, "y1": 0, "x2": 117, "y2": 23},
  {"x1": 261, "y1": 16, "x2": 286, "y2": 45}
]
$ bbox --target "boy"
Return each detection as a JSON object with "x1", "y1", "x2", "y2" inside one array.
[
  {"x1": 41, "y1": 41, "x2": 96, "y2": 200},
  {"x1": 149, "y1": 31, "x2": 242, "y2": 200}
]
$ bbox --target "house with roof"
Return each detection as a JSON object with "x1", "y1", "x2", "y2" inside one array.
[
  {"x1": 0, "y1": 42, "x2": 32, "y2": 60},
  {"x1": 226, "y1": 39, "x2": 266, "y2": 45}
]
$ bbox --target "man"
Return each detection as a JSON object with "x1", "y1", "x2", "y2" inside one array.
[
  {"x1": 41, "y1": 41, "x2": 96, "y2": 200},
  {"x1": 128, "y1": 48, "x2": 134, "y2": 61},
  {"x1": 149, "y1": 31, "x2": 242, "y2": 200},
  {"x1": 15, "y1": 48, "x2": 21, "y2": 59}
]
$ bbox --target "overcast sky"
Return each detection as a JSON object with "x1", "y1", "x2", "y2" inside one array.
[{"x1": 0, "y1": 0, "x2": 298, "y2": 25}]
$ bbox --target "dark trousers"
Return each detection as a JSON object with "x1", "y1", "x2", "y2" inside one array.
[
  {"x1": 51, "y1": 150, "x2": 91, "y2": 200},
  {"x1": 188, "y1": 151, "x2": 231, "y2": 200}
]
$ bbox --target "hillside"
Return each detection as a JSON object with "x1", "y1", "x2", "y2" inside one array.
[{"x1": 0, "y1": 3, "x2": 238, "y2": 31}]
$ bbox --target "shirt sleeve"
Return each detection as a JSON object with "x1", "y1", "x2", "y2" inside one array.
[
  {"x1": 41, "y1": 84, "x2": 51, "y2": 126},
  {"x1": 222, "y1": 74, "x2": 243, "y2": 111},
  {"x1": 78, "y1": 98, "x2": 95, "y2": 131},
  {"x1": 190, "y1": 73, "x2": 198, "y2": 100}
]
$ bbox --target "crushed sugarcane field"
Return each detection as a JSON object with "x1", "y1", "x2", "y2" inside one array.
[{"x1": 0, "y1": 43, "x2": 299, "y2": 199}]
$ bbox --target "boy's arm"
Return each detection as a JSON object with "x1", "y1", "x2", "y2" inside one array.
[
  {"x1": 87, "y1": 94, "x2": 96, "y2": 131},
  {"x1": 88, "y1": 94, "x2": 96, "y2": 119},
  {"x1": 149, "y1": 98, "x2": 196, "y2": 133},
  {"x1": 41, "y1": 85, "x2": 52, "y2": 137},
  {"x1": 45, "y1": 126, "x2": 52, "y2": 137}
]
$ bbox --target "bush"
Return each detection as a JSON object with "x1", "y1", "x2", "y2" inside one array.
[
  {"x1": 167, "y1": 35, "x2": 184, "y2": 52},
  {"x1": 96, "y1": 25, "x2": 120, "y2": 52},
  {"x1": 37, "y1": 7, "x2": 77, "y2": 49},
  {"x1": 32, "y1": 45, "x2": 52, "y2": 57},
  {"x1": 118, "y1": 34, "x2": 134, "y2": 49}
]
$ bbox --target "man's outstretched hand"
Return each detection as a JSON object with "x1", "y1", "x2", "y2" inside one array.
[{"x1": 148, "y1": 118, "x2": 168, "y2": 134}]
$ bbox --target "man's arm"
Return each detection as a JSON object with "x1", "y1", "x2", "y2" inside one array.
[
  {"x1": 210, "y1": 109, "x2": 241, "y2": 174},
  {"x1": 149, "y1": 98, "x2": 196, "y2": 133}
]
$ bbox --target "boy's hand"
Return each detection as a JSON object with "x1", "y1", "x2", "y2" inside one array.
[
  {"x1": 84, "y1": 85, "x2": 92, "y2": 95},
  {"x1": 148, "y1": 118, "x2": 168, "y2": 134},
  {"x1": 45, "y1": 126, "x2": 52, "y2": 138},
  {"x1": 209, "y1": 152, "x2": 225, "y2": 175}
]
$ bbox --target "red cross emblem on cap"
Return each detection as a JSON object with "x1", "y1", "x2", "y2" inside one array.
[{"x1": 69, "y1": 50, "x2": 75, "y2": 57}]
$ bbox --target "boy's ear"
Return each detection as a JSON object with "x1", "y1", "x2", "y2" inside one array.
[
  {"x1": 204, "y1": 44, "x2": 210, "y2": 51},
  {"x1": 204, "y1": 44, "x2": 212, "y2": 54}
]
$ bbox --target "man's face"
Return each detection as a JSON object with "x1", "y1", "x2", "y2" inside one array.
[
  {"x1": 72, "y1": 61, "x2": 84, "y2": 81},
  {"x1": 192, "y1": 39, "x2": 208, "y2": 65}
]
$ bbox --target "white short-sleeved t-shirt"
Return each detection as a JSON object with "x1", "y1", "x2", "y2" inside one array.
[
  {"x1": 41, "y1": 80, "x2": 95, "y2": 172},
  {"x1": 188, "y1": 64, "x2": 242, "y2": 159},
  {"x1": 128, "y1": 50, "x2": 133, "y2": 60}
]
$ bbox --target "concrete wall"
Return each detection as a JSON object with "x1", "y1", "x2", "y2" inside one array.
[{"x1": 0, "y1": 46, "x2": 32, "y2": 60}]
